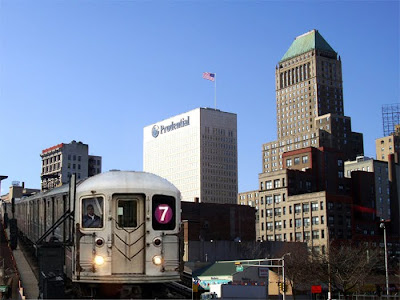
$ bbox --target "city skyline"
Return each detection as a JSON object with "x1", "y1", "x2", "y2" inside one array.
[{"x1": 0, "y1": 1, "x2": 399, "y2": 194}]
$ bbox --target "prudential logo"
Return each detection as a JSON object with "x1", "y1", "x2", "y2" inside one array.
[
  {"x1": 151, "y1": 117, "x2": 190, "y2": 138},
  {"x1": 152, "y1": 125, "x2": 160, "y2": 138}
]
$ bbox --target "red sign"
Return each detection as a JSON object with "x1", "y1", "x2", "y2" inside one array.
[{"x1": 311, "y1": 285, "x2": 322, "y2": 294}]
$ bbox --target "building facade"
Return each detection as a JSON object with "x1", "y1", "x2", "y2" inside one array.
[
  {"x1": 262, "y1": 29, "x2": 363, "y2": 174},
  {"x1": 143, "y1": 108, "x2": 238, "y2": 204},
  {"x1": 344, "y1": 156, "x2": 390, "y2": 220},
  {"x1": 238, "y1": 30, "x2": 377, "y2": 251},
  {"x1": 0, "y1": 181, "x2": 40, "y2": 203},
  {"x1": 375, "y1": 124, "x2": 400, "y2": 162},
  {"x1": 40, "y1": 140, "x2": 102, "y2": 191}
]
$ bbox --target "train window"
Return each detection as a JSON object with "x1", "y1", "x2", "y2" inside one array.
[
  {"x1": 152, "y1": 195, "x2": 176, "y2": 231},
  {"x1": 82, "y1": 197, "x2": 104, "y2": 228},
  {"x1": 117, "y1": 200, "x2": 137, "y2": 228}
]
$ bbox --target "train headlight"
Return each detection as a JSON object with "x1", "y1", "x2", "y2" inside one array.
[
  {"x1": 95, "y1": 237, "x2": 105, "y2": 247},
  {"x1": 153, "y1": 237, "x2": 162, "y2": 247},
  {"x1": 94, "y1": 255, "x2": 105, "y2": 266},
  {"x1": 152, "y1": 255, "x2": 163, "y2": 266}
]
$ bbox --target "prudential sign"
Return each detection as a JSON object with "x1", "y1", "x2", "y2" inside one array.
[{"x1": 152, "y1": 117, "x2": 190, "y2": 138}]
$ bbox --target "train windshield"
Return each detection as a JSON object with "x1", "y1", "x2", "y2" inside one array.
[
  {"x1": 82, "y1": 197, "x2": 104, "y2": 228},
  {"x1": 117, "y1": 200, "x2": 138, "y2": 228}
]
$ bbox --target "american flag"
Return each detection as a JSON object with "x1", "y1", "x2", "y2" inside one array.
[{"x1": 202, "y1": 72, "x2": 215, "y2": 81}]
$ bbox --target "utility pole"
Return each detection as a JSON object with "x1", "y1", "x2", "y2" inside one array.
[
  {"x1": 282, "y1": 253, "x2": 291, "y2": 300},
  {"x1": 380, "y1": 219, "x2": 390, "y2": 296}
]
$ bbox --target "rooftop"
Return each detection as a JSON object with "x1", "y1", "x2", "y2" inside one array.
[{"x1": 280, "y1": 29, "x2": 336, "y2": 62}]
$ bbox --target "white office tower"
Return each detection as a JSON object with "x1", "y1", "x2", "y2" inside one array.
[{"x1": 143, "y1": 108, "x2": 238, "y2": 204}]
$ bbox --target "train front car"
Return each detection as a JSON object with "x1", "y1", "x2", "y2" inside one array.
[{"x1": 69, "y1": 171, "x2": 182, "y2": 298}]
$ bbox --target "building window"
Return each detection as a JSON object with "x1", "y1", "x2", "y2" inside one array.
[
  {"x1": 274, "y1": 195, "x2": 281, "y2": 203},
  {"x1": 266, "y1": 196, "x2": 273, "y2": 204},
  {"x1": 303, "y1": 203, "x2": 309, "y2": 212},
  {"x1": 312, "y1": 216, "x2": 319, "y2": 225},
  {"x1": 266, "y1": 209, "x2": 273, "y2": 217},
  {"x1": 274, "y1": 208, "x2": 282, "y2": 216},
  {"x1": 274, "y1": 179, "x2": 281, "y2": 188},
  {"x1": 312, "y1": 230, "x2": 319, "y2": 239},
  {"x1": 275, "y1": 221, "x2": 282, "y2": 229},
  {"x1": 302, "y1": 155, "x2": 308, "y2": 164},
  {"x1": 294, "y1": 204, "x2": 301, "y2": 213},
  {"x1": 311, "y1": 202, "x2": 318, "y2": 211},
  {"x1": 295, "y1": 232, "x2": 302, "y2": 241},
  {"x1": 267, "y1": 222, "x2": 273, "y2": 230},
  {"x1": 294, "y1": 157, "x2": 300, "y2": 165},
  {"x1": 286, "y1": 159, "x2": 292, "y2": 167},
  {"x1": 304, "y1": 231, "x2": 310, "y2": 240},
  {"x1": 266, "y1": 181, "x2": 272, "y2": 189},
  {"x1": 303, "y1": 217, "x2": 310, "y2": 227},
  {"x1": 295, "y1": 219, "x2": 301, "y2": 227}
]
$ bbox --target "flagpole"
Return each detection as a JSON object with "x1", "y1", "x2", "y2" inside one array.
[{"x1": 214, "y1": 73, "x2": 217, "y2": 109}]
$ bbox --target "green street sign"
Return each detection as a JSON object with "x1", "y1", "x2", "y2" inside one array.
[
  {"x1": 0, "y1": 285, "x2": 8, "y2": 292},
  {"x1": 236, "y1": 265, "x2": 244, "y2": 272}
]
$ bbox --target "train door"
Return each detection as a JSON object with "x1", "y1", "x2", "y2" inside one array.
[{"x1": 112, "y1": 194, "x2": 145, "y2": 274}]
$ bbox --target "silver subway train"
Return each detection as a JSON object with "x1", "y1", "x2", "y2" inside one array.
[{"x1": 11, "y1": 170, "x2": 182, "y2": 298}]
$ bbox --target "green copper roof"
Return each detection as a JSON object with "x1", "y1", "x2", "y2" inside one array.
[{"x1": 280, "y1": 30, "x2": 336, "y2": 62}]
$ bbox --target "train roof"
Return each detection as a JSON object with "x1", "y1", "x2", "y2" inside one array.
[
  {"x1": 14, "y1": 171, "x2": 179, "y2": 203},
  {"x1": 77, "y1": 171, "x2": 180, "y2": 195}
]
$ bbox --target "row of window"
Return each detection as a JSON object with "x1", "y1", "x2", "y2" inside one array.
[
  {"x1": 68, "y1": 154, "x2": 82, "y2": 161},
  {"x1": 260, "y1": 178, "x2": 285, "y2": 190},
  {"x1": 286, "y1": 155, "x2": 308, "y2": 166},
  {"x1": 263, "y1": 216, "x2": 324, "y2": 228},
  {"x1": 279, "y1": 63, "x2": 311, "y2": 88},
  {"x1": 42, "y1": 154, "x2": 61, "y2": 165},
  {"x1": 264, "y1": 229, "x2": 325, "y2": 242},
  {"x1": 257, "y1": 201, "x2": 323, "y2": 216},
  {"x1": 42, "y1": 163, "x2": 61, "y2": 173}
]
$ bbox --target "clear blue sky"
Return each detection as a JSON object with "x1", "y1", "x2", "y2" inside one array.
[{"x1": 0, "y1": 1, "x2": 399, "y2": 195}]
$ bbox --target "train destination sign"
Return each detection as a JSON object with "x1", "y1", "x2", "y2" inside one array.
[
  {"x1": 152, "y1": 117, "x2": 190, "y2": 138},
  {"x1": 154, "y1": 204, "x2": 173, "y2": 224}
]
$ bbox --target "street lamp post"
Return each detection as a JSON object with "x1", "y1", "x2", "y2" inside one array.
[{"x1": 380, "y1": 219, "x2": 389, "y2": 296}]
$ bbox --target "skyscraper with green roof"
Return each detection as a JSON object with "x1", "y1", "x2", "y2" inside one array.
[
  {"x1": 239, "y1": 30, "x2": 367, "y2": 246},
  {"x1": 262, "y1": 29, "x2": 363, "y2": 173}
]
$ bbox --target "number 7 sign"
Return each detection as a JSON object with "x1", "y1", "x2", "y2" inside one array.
[{"x1": 155, "y1": 204, "x2": 173, "y2": 224}]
